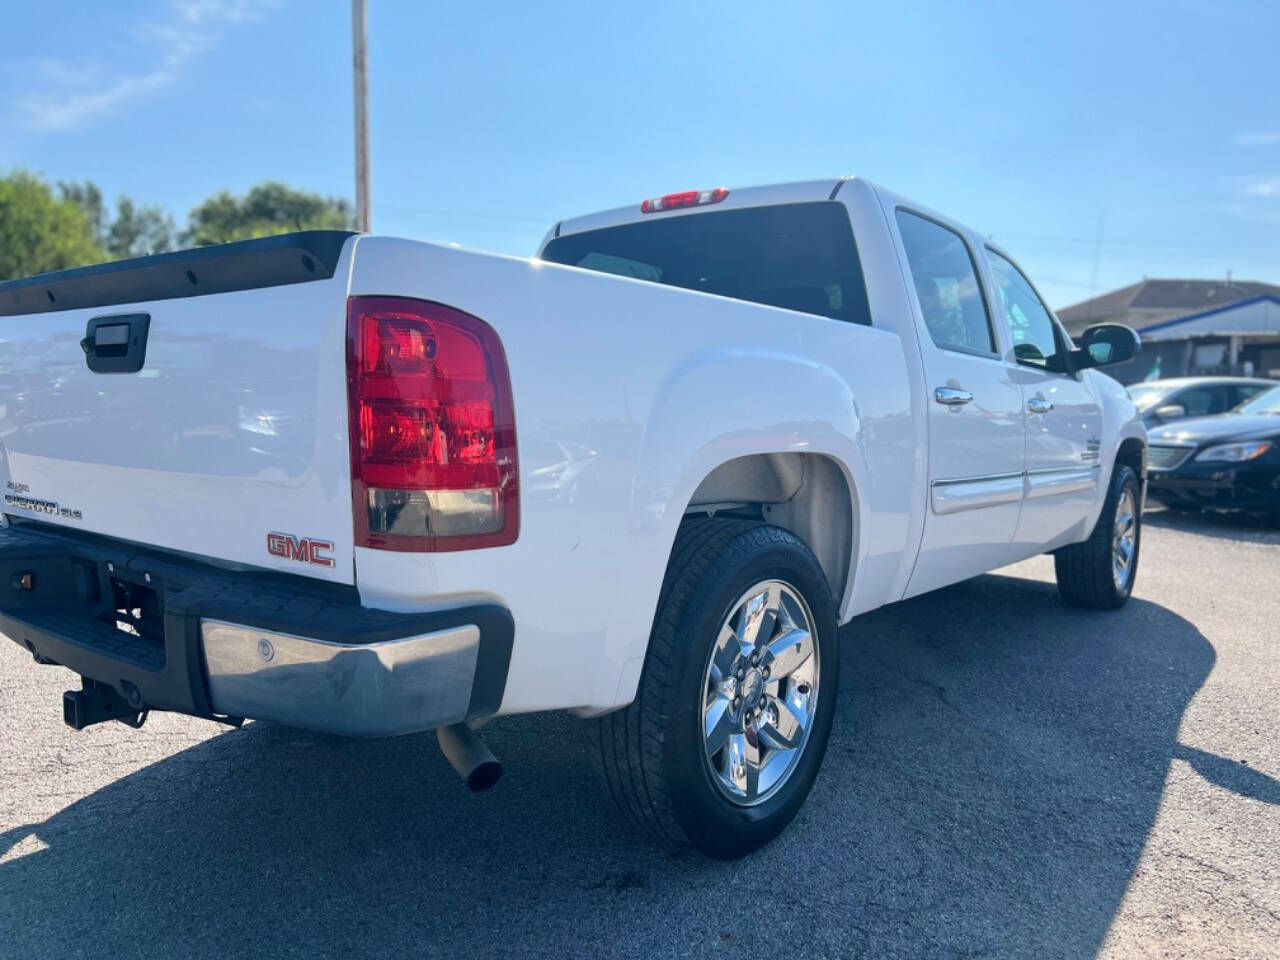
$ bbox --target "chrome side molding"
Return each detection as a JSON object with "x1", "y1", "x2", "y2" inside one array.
[
  {"x1": 930, "y1": 465, "x2": 1100, "y2": 515},
  {"x1": 930, "y1": 472, "x2": 1024, "y2": 514}
]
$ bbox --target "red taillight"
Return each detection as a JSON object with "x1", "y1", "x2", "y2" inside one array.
[
  {"x1": 640, "y1": 187, "x2": 729, "y2": 214},
  {"x1": 347, "y1": 296, "x2": 518, "y2": 551}
]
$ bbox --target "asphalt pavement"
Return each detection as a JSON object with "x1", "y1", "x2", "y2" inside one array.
[{"x1": 1, "y1": 510, "x2": 1277, "y2": 959}]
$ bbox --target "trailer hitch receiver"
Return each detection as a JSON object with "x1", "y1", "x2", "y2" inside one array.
[{"x1": 63, "y1": 678, "x2": 148, "y2": 731}]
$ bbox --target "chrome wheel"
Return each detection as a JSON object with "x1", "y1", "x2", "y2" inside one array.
[
  {"x1": 1112, "y1": 487, "x2": 1137, "y2": 590},
  {"x1": 700, "y1": 579, "x2": 819, "y2": 806}
]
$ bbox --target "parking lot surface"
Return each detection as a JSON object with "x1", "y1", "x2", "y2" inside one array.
[{"x1": 2, "y1": 511, "x2": 1278, "y2": 960}]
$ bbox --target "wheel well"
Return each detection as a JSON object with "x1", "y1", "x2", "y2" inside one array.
[
  {"x1": 683, "y1": 453, "x2": 855, "y2": 607},
  {"x1": 1116, "y1": 437, "x2": 1145, "y2": 479}
]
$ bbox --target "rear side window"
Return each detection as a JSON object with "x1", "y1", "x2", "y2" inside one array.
[
  {"x1": 1232, "y1": 383, "x2": 1271, "y2": 408},
  {"x1": 541, "y1": 202, "x2": 872, "y2": 325},
  {"x1": 895, "y1": 210, "x2": 996, "y2": 355}
]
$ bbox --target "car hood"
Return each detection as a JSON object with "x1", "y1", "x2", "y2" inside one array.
[{"x1": 1148, "y1": 413, "x2": 1280, "y2": 445}]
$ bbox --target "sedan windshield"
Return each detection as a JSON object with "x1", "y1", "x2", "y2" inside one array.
[
  {"x1": 1127, "y1": 383, "x2": 1176, "y2": 412},
  {"x1": 1235, "y1": 385, "x2": 1280, "y2": 415}
]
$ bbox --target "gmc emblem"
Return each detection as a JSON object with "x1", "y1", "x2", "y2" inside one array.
[{"x1": 266, "y1": 531, "x2": 335, "y2": 568}]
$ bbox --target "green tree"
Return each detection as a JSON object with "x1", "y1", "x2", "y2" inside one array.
[
  {"x1": 59, "y1": 180, "x2": 175, "y2": 259},
  {"x1": 56, "y1": 181, "x2": 105, "y2": 239},
  {"x1": 105, "y1": 197, "x2": 175, "y2": 259},
  {"x1": 0, "y1": 175, "x2": 349, "y2": 283},
  {"x1": 183, "y1": 182, "x2": 353, "y2": 246},
  {"x1": 0, "y1": 171, "x2": 103, "y2": 281}
]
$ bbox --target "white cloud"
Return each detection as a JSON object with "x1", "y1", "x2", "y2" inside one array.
[
  {"x1": 1240, "y1": 177, "x2": 1280, "y2": 198},
  {"x1": 1234, "y1": 131, "x2": 1280, "y2": 147},
  {"x1": 1218, "y1": 174, "x2": 1280, "y2": 223},
  {"x1": 14, "y1": 0, "x2": 279, "y2": 133},
  {"x1": 1219, "y1": 201, "x2": 1280, "y2": 224}
]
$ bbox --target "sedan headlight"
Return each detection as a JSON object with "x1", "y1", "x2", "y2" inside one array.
[{"x1": 1194, "y1": 440, "x2": 1273, "y2": 463}]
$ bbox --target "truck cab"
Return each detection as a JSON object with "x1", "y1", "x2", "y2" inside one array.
[{"x1": 539, "y1": 178, "x2": 1146, "y2": 601}]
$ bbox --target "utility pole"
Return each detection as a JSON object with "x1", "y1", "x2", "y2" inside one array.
[{"x1": 352, "y1": 0, "x2": 371, "y2": 233}]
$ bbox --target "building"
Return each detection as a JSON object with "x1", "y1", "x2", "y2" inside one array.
[{"x1": 1057, "y1": 279, "x2": 1280, "y2": 384}]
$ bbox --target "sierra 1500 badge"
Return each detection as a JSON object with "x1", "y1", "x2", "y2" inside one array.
[
  {"x1": 4, "y1": 481, "x2": 82, "y2": 520},
  {"x1": 266, "y1": 531, "x2": 335, "y2": 568}
]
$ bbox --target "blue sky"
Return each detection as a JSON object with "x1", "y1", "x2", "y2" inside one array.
[{"x1": 3, "y1": 0, "x2": 1278, "y2": 308}]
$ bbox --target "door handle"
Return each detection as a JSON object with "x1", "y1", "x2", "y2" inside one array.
[
  {"x1": 1027, "y1": 395, "x2": 1054, "y2": 414},
  {"x1": 934, "y1": 387, "x2": 973, "y2": 407}
]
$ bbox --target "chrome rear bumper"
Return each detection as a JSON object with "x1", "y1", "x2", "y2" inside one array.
[
  {"x1": 0, "y1": 521, "x2": 512, "y2": 738},
  {"x1": 202, "y1": 620, "x2": 483, "y2": 737}
]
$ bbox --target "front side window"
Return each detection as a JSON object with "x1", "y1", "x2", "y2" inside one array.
[
  {"x1": 1175, "y1": 385, "x2": 1229, "y2": 417},
  {"x1": 1128, "y1": 383, "x2": 1177, "y2": 412},
  {"x1": 985, "y1": 248, "x2": 1065, "y2": 372},
  {"x1": 895, "y1": 210, "x2": 995, "y2": 355}
]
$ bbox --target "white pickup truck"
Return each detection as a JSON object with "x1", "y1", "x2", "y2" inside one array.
[{"x1": 0, "y1": 177, "x2": 1145, "y2": 857}]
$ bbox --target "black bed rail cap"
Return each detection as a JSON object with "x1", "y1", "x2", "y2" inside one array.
[{"x1": 0, "y1": 230, "x2": 357, "y2": 317}]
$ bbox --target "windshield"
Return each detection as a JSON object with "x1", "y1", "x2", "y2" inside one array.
[
  {"x1": 1127, "y1": 383, "x2": 1177, "y2": 412},
  {"x1": 1235, "y1": 385, "x2": 1280, "y2": 415},
  {"x1": 541, "y1": 202, "x2": 872, "y2": 326}
]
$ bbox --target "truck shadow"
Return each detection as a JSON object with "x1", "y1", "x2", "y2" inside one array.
[{"x1": 0, "y1": 572, "x2": 1261, "y2": 959}]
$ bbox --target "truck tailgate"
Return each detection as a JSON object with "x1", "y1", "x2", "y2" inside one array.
[{"x1": 0, "y1": 232, "x2": 358, "y2": 584}]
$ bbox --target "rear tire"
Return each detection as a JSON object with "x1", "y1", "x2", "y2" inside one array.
[
  {"x1": 1054, "y1": 464, "x2": 1141, "y2": 610},
  {"x1": 590, "y1": 519, "x2": 839, "y2": 859}
]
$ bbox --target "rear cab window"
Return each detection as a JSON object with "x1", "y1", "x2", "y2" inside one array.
[{"x1": 540, "y1": 202, "x2": 872, "y2": 326}]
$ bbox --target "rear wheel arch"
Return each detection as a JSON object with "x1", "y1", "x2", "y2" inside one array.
[{"x1": 679, "y1": 451, "x2": 858, "y2": 613}]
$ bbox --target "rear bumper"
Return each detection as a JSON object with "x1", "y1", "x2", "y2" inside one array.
[
  {"x1": 201, "y1": 620, "x2": 487, "y2": 737},
  {"x1": 0, "y1": 522, "x2": 513, "y2": 737}
]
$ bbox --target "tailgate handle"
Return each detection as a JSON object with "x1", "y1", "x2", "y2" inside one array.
[{"x1": 81, "y1": 313, "x2": 150, "y2": 374}]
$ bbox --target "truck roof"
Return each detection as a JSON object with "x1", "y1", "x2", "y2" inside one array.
[{"x1": 544, "y1": 177, "x2": 854, "y2": 251}]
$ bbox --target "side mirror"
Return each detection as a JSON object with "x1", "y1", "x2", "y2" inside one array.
[
  {"x1": 1154, "y1": 403, "x2": 1187, "y2": 420},
  {"x1": 1072, "y1": 323, "x2": 1140, "y2": 369}
]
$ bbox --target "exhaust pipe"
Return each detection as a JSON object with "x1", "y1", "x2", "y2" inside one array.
[{"x1": 436, "y1": 722, "x2": 503, "y2": 792}]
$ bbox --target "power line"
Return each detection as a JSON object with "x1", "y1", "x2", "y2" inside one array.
[
  {"x1": 1032, "y1": 275, "x2": 1100, "y2": 289},
  {"x1": 991, "y1": 231, "x2": 1276, "y2": 252},
  {"x1": 374, "y1": 203, "x2": 552, "y2": 226}
]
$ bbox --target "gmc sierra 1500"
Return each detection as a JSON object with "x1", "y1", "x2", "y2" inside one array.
[{"x1": 0, "y1": 177, "x2": 1145, "y2": 857}]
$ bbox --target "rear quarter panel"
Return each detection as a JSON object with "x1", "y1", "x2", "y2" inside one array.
[{"x1": 349, "y1": 225, "x2": 919, "y2": 715}]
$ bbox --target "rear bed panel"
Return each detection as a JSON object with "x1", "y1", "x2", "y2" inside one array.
[{"x1": 0, "y1": 237, "x2": 359, "y2": 584}]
